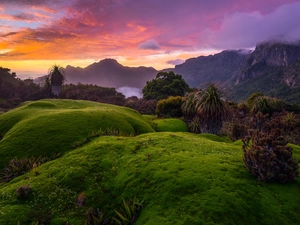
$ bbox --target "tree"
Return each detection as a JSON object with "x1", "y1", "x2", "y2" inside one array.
[
  {"x1": 48, "y1": 65, "x2": 66, "y2": 97},
  {"x1": 142, "y1": 71, "x2": 190, "y2": 100}
]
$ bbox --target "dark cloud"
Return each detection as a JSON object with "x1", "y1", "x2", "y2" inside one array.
[
  {"x1": 0, "y1": 51, "x2": 25, "y2": 58},
  {"x1": 13, "y1": 13, "x2": 35, "y2": 21},
  {"x1": 138, "y1": 39, "x2": 161, "y2": 50},
  {"x1": 1, "y1": 32, "x2": 18, "y2": 37},
  {"x1": 167, "y1": 59, "x2": 185, "y2": 65}
]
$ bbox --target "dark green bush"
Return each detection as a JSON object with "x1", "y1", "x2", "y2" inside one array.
[
  {"x1": 242, "y1": 129, "x2": 299, "y2": 183},
  {"x1": 156, "y1": 96, "x2": 184, "y2": 118}
]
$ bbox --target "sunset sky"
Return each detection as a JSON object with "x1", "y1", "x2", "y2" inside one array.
[{"x1": 1, "y1": 0, "x2": 300, "y2": 79}]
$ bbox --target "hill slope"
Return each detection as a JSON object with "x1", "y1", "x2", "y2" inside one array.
[
  {"x1": 0, "y1": 99, "x2": 155, "y2": 168},
  {"x1": 0, "y1": 132, "x2": 299, "y2": 224}
]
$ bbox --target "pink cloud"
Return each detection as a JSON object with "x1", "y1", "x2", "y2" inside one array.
[{"x1": 1, "y1": 0, "x2": 300, "y2": 63}]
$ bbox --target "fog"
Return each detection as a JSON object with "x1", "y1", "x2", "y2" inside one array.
[{"x1": 116, "y1": 86, "x2": 142, "y2": 98}]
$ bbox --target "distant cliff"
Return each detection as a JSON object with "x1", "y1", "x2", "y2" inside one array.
[
  {"x1": 229, "y1": 41, "x2": 300, "y2": 104},
  {"x1": 234, "y1": 41, "x2": 300, "y2": 84}
]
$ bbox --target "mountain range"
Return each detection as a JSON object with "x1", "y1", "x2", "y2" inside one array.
[{"x1": 33, "y1": 40, "x2": 300, "y2": 104}]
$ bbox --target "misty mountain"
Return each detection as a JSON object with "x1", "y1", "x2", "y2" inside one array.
[
  {"x1": 229, "y1": 41, "x2": 300, "y2": 104},
  {"x1": 64, "y1": 59, "x2": 157, "y2": 89},
  {"x1": 234, "y1": 41, "x2": 300, "y2": 84},
  {"x1": 174, "y1": 49, "x2": 251, "y2": 87}
]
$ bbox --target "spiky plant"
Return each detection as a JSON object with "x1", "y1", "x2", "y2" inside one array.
[
  {"x1": 195, "y1": 84, "x2": 225, "y2": 135},
  {"x1": 251, "y1": 96, "x2": 285, "y2": 116},
  {"x1": 113, "y1": 197, "x2": 143, "y2": 225},
  {"x1": 48, "y1": 65, "x2": 65, "y2": 97},
  {"x1": 181, "y1": 92, "x2": 198, "y2": 120}
]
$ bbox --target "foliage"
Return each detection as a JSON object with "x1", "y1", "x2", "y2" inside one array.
[
  {"x1": 142, "y1": 71, "x2": 191, "y2": 100},
  {"x1": 85, "y1": 208, "x2": 108, "y2": 225},
  {"x1": 188, "y1": 116, "x2": 201, "y2": 134},
  {"x1": 125, "y1": 97, "x2": 157, "y2": 115},
  {"x1": 242, "y1": 129, "x2": 299, "y2": 182},
  {"x1": 181, "y1": 91, "x2": 198, "y2": 120},
  {"x1": 16, "y1": 185, "x2": 31, "y2": 200},
  {"x1": 1, "y1": 154, "x2": 60, "y2": 183},
  {"x1": 182, "y1": 84, "x2": 226, "y2": 134},
  {"x1": 226, "y1": 121, "x2": 248, "y2": 141},
  {"x1": 113, "y1": 197, "x2": 143, "y2": 225},
  {"x1": 155, "y1": 96, "x2": 184, "y2": 118},
  {"x1": 251, "y1": 95, "x2": 285, "y2": 115},
  {"x1": 60, "y1": 83, "x2": 125, "y2": 106}
]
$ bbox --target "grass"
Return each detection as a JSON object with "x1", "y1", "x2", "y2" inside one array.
[
  {"x1": 0, "y1": 99, "x2": 155, "y2": 169},
  {"x1": 0, "y1": 99, "x2": 300, "y2": 224},
  {"x1": 153, "y1": 118, "x2": 188, "y2": 132}
]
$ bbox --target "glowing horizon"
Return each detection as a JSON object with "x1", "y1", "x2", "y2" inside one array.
[{"x1": 1, "y1": 0, "x2": 300, "y2": 79}]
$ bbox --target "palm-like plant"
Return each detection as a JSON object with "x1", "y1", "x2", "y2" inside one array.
[
  {"x1": 181, "y1": 92, "x2": 198, "y2": 120},
  {"x1": 195, "y1": 84, "x2": 225, "y2": 134},
  {"x1": 48, "y1": 65, "x2": 65, "y2": 97}
]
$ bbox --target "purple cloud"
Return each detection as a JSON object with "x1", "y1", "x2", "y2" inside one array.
[
  {"x1": 201, "y1": 1, "x2": 300, "y2": 49},
  {"x1": 138, "y1": 39, "x2": 161, "y2": 50}
]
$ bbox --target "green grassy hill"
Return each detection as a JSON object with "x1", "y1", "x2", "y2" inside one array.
[
  {"x1": 0, "y1": 100, "x2": 300, "y2": 225},
  {"x1": 0, "y1": 99, "x2": 155, "y2": 168}
]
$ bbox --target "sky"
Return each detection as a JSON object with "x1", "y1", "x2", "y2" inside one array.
[{"x1": 0, "y1": 0, "x2": 300, "y2": 79}]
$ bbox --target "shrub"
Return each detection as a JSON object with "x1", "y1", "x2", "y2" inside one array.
[
  {"x1": 16, "y1": 185, "x2": 31, "y2": 200},
  {"x1": 156, "y1": 96, "x2": 184, "y2": 118},
  {"x1": 227, "y1": 121, "x2": 248, "y2": 141},
  {"x1": 242, "y1": 129, "x2": 299, "y2": 183}
]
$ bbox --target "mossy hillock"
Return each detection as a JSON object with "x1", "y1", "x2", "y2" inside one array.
[
  {"x1": 0, "y1": 99, "x2": 155, "y2": 168},
  {"x1": 0, "y1": 132, "x2": 299, "y2": 224},
  {"x1": 0, "y1": 99, "x2": 300, "y2": 224}
]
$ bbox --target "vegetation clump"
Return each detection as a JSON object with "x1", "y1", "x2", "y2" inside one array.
[
  {"x1": 1, "y1": 154, "x2": 60, "y2": 183},
  {"x1": 182, "y1": 84, "x2": 226, "y2": 134},
  {"x1": 243, "y1": 129, "x2": 299, "y2": 182},
  {"x1": 156, "y1": 96, "x2": 184, "y2": 118}
]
